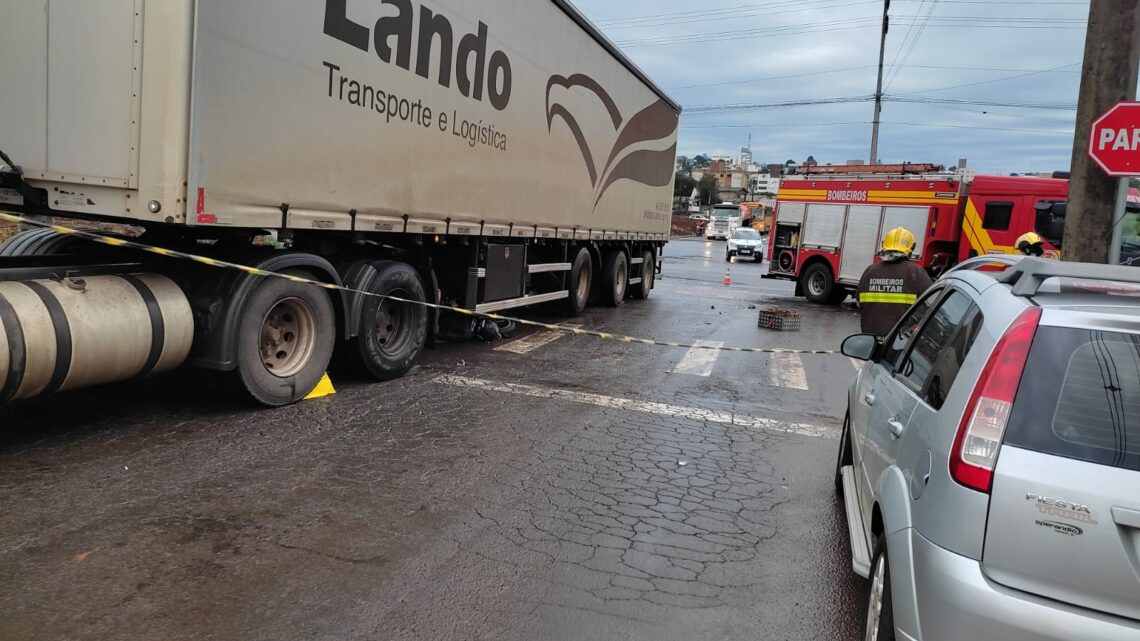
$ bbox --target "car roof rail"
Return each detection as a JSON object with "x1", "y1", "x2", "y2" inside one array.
[{"x1": 998, "y1": 257, "x2": 1140, "y2": 296}]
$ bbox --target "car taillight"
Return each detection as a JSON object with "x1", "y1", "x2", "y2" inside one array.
[{"x1": 949, "y1": 307, "x2": 1041, "y2": 493}]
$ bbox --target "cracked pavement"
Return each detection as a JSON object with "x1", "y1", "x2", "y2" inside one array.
[{"x1": 0, "y1": 238, "x2": 867, "y2": 640}]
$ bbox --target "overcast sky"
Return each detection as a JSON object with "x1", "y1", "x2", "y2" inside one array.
[{"x1": 573, "y1": 0, "x2": 1096, "y2": 174}]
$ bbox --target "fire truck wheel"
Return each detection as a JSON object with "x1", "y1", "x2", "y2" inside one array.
[
  {"x1": 801, "y1": 262, "x2": 835, "y2": 304},
  {"x1": 600, "y1": 249, "x2": 628, "y2": 307}
]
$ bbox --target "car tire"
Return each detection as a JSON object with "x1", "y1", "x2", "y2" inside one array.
[
  {"x1": 726, "y1": 251, "x2": 733, "y2": 262},
  {"x1": 564, "y1": 247, "x2": 593, "y2": 315},
  {"x1": 835, "y1": 410, "x2": 853, "y2": 494},
  {"x1": 801, "y1": 262, "x2": 835, "y2": 304},
  {"x1": 864, "y1": 536, "x2": 896, "y2": 641},
  {"x1": 754, "y1": 255, "x2": 763, "y2": 263},
  {"x1": 600, "y1": 249, "x2": 628, "y2": 307},
  {"x1": 632, "y1": 249, "x2": 654, "y2": 300},
  {"x1": 234, "y1": 271, "x2": 336, "y2": 406},
  {"x1": 339, "y1": 261, "x2": 428, "y2": 381}
]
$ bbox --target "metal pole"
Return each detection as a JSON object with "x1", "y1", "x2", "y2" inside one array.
[
  {"x1": 1109, "y1": 179, "x2": 1129, "y2": 265},
  {"x1": 1062, "y1": 0, "x2": 1140, "y2": 263},
  {"x1": 869, "y1": 0, "x2": 889, "y2": 165}
]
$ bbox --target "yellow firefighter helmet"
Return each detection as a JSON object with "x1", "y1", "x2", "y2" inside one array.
[
  {"x1": 881, "y1": 227, "x2": 917, "y2": 254},
  {"x1": 1016, "y1": 232, "x2": 1045, "y2": 256}
]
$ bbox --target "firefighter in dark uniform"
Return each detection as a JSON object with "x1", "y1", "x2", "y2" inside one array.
[{"x1": 857, "y1": 227, "x2": 933, "y2": 337}]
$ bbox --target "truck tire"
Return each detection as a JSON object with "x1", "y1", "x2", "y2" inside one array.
[
  {"x1": 564, "y1": 247, "x2": 592, "y2": 315},
  {"x1": 0, "y1": 228, "x2": 81, "y2": 257},
  {"x1": 340, "y1": 261, "x2": 427, "y2": 381},
  {"x1": 801, "y1": 262, "x2": 835, "y2": 304},
  {"x1": 600, "y1": 249, "x2": 628, "y2": 307},
  {"x1": 633, "y1": 250, "x2": 654, "y2": 299},
  {"x1": 234, "y1": 271, "x2": 336, "y2": 406}
]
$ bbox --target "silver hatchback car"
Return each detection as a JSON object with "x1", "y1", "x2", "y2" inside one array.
[{"x1": 838, "y1": 258, "x2": 1140, "y2": 641}]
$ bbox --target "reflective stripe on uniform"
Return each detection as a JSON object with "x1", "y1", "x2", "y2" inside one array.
[{"x1": 859, "y1": 292, "x2": 918, "y2": 305}]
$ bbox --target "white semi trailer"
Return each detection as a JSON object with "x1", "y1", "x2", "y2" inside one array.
[{"x1": 0, "y1": 0, "x2": 680, "y2": 406}]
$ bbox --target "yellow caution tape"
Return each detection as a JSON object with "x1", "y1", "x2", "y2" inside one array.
[{"x1": 0, "y1": 212, "x2": 840, "y2": 355}]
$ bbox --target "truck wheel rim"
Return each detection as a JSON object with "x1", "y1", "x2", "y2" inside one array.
[
  {"x1": 644, "y1": 257, "x2": 654, "y2": 290},
  {"x1": 615, "y1": 260, "x2": 627, "y2": 299},
  {"x1": 260, "y1": 297, "x2": 317, "y2": 378},
  {"x1": 809, "y1": 271, "x2": 827, "y2": 296},
  {"x1": 374, "y1": 292, "x2": 411, "y2": 355},
  {"x1": 575, "y1": 262, "x2": 591, "y2": 306},
  {"x1": 864, "y1": 554, "x2": 886, "y2": 641}
]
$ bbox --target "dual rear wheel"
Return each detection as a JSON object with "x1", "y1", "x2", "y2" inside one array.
[
  {"x1": 237, "y1": 261, "x2": 427, "y2": 406},
  {"x1": 567, "y1": 247, "x2": 654, "y2": 311}
]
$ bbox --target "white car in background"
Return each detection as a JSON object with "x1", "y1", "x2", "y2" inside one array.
[{"x1": 726, "y1": 228, "x2": 765, "y2": 262}]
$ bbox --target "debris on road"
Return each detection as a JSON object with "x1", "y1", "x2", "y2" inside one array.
[{"x1": 758, "y1": 308, "x2": 802, "y2": 331}]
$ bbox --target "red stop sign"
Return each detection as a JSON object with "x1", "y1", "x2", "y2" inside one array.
[{"x1": 1088, "y1": 101, "x2": 1140, "y2": 177}]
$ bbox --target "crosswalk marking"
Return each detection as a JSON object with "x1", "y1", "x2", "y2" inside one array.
[
  {"x1": 671, "y1": 339, "x2": 725, "y2": 377},
  {"x1": 494, "y1": 324, "x2": 580, "y2": 355},
  {"x1": 435, "y1": 375, "x2": 835, "y2": 439},
  {"x1": 768, "y1": 352, "x2": 809, "y2": 390}
]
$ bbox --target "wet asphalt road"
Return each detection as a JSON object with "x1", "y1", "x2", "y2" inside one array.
[{"x1": 0, "y1": 238, "x2": 867, "y2": 641}]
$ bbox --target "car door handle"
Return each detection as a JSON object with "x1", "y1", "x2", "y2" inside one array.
[
  {"x1": 1112, "y1": 507, "x2": 1140, "y2": 529},
  {"x1": 888, "y1": 419, "x2": 906, "y2": 439},
  {"x1": 864, "y1": 392, "x2": 876, "y2": 406}
]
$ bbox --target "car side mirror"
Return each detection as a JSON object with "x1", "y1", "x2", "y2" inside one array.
[{"x1": 842, "y1": 334, "x2": 879, "y2": 361}]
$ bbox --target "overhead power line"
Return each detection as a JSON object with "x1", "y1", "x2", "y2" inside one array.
[
  {"x1": 594, "y1": 0, "x2": 876, "y2": 25},
  {"x1": 614, "y1": 16, "x2": 1084, "y2": 48},
  {"x1": 666, "y1": 65, "x2": 876, "y2": 91},
  {"x1": 886, "y1": 121, "x2": 1072, "y2": 135},
  {"x1": 613, "y1": 18, "x2": 882, "y2": 47},
  {"x1": 680, "y1": 94, "x2": 1076, "y2": 115},
  {"x1": 887, "y1": 96, "x2": 1077, "y2": 110},
  {"x1": 668, "y1": 62, "x2": 1084, "y2": 92},
  {"x1": 883, "y1": 0, "x2": 928, "y2": 88},
  {"x1": 684, "y1": 95, "x2": 876, "y2": 115},
  {"x1": 896, "y1": 62, "x2": 1082, "y2": 95},
  {"x1": 679, "y1": 120, "x2": 1072, "y2": 135},
  {"x1": 884, "y1": 0, "x2": 941, "y2": 90},
  {"x1": 600, "y1": 0, "x2": 886, "y2": 30},
  {"x1": 679, "y1": 120, "x2": 866, "y2": 128},
  {"x1": 593, "y1": 0, "x2": 1088, "y2": 26}
]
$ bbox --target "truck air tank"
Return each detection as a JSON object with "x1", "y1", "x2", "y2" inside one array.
[{"x1": 0, "y1": 274, "x2": 194, "y2": 403}]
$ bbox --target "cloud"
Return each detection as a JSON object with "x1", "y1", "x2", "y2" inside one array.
[{"x1": 573, "y1": 0, "x2": 1094, "y2": 174}]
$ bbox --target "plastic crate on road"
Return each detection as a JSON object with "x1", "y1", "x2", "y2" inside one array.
[{"x1": 758, "y1": 308, "x2": 801, "y2": 331}]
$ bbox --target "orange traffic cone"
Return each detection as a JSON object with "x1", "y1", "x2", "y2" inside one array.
[{"x1": 724, "y1": 266, "x2": 732, "y2": 286}]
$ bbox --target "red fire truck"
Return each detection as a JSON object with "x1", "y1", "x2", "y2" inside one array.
[{"x1": 764, "y1": 174, "x2": 1068, "y2": 303}]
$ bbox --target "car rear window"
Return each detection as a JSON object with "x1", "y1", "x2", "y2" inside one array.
[{"x1": 1006, "y1": 327, "x2": 1140, "y2": 471}]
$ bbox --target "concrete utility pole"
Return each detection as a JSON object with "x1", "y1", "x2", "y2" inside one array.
[
  {"x1": 1063, "y1": 0, "x2": 1140, "y2": 264},
  {"x1": 869, "y1": 0, "x2": 890, "y2": 165}
]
